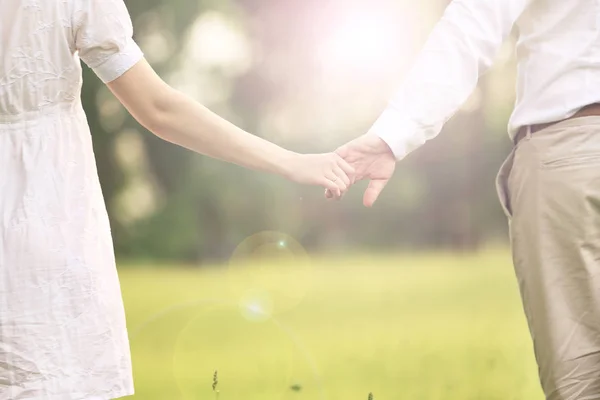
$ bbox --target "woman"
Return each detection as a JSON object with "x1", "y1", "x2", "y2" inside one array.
[{"x1": 0, "y1": 0, "x2": 353, "y2": 398}]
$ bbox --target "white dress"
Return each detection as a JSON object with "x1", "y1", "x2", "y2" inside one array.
[{"x1": 0, "y1": 0, "x2": 143, "y2": 399}]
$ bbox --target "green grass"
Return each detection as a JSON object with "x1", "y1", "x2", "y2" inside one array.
[{"x1": 119, "y1": 249, "x2": 544, "y2": 400}]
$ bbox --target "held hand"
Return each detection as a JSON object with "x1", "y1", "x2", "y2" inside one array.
[
  {"x1": 326, "y1": 134, "x2": 396, "y2": 207},
  {"x1": 283, "y1": 153, "x2": 355, "y2": 197}
]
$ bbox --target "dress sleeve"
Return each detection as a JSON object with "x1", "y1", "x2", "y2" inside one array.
[{"x1": 73, "y1": 0, "x2": 144, "y2": 83}]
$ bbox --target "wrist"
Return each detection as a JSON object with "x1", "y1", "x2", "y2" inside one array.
[
  {"x1": 273, "y1": 149, "x2": 298, "y2": 179},
  {"x1": 371, "y1": 134, "x2": 396, "y2": 159},
  {"x1": 368, "y1": 107, "x2": 421, "y2": 161}
]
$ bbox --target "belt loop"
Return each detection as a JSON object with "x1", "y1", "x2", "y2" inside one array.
[{"x1": 526, "y1": 125, "x2": 532, "y2": 140}]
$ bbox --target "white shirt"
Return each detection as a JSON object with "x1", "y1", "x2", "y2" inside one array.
[
  {"x1": 0, "y1": 0, "x2": 142, "y2": 398},
  {"x1": 370, "y1": 0, "x2": 600, "y2": 160}
]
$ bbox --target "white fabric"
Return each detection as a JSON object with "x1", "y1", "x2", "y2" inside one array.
[
  {"x1": 0, "y1": 0, "x2": 143, "y2": 399},
  {"x1": 370, "y1": 0, "x2": 600, "y2": 160}
]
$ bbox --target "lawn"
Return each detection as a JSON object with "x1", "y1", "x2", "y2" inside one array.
[{"x1": 119, "y1": 249, "x2": 543, "y2": 400}]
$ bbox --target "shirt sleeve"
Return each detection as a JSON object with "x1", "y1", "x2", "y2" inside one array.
[
  {"x1": 369, "y1": 0, "x2": 532, "y2": 160},
  {"x1": 73, "y1": 0, "x2": 144, "y2": 84}
]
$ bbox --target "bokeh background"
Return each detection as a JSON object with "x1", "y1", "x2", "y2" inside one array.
[{"x1": 83, "y1": 0, "x2": 543, "y2": 398}]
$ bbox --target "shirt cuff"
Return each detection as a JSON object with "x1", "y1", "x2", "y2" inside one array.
[
  {"x1": 93, "y1": 39, "x2": 144, "y2": 84},
  {"x1": 367, "y1": 107, "x2": 427, "y2": 161}
]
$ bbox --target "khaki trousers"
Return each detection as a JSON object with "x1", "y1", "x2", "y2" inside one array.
[{"x1": 497, "y1": 116, "x2": 600, "y2": 400}]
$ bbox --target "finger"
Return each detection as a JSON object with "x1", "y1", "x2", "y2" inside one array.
[
  {"x1": 327, "y1": 186, "x2": 342, "y2": 200},
  {"x1": 363, "y1": 179, "x2": 389, "y2": 207},
  {"x1": 332, "y1": 174, "x2": 348, "y2": 196},
  {"x1": 333, "y1": 166, "x2": 350, "y2": 187},
  {"x1": 329, "y1": 183, "x2": 343, "y2": 200},
  {"x1": 322, "y1": 177, "x2": 341, "y2": 195},
  {"x1": 336, "y1": 157, "x2": 357, "y2": 185},
  {"x1": 324, "y1": 188, "x2": 344, "y2": 200},
  {"x1": 324, "y1": 175, "x2": 346, "y2": 200},
  {"x1": 335, "y1": 156, "x2": 355, "y2": 178}
]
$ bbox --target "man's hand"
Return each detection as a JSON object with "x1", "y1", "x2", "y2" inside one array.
[{"x1": 326, "y1": 134, "x2": 396, "y2": 207}]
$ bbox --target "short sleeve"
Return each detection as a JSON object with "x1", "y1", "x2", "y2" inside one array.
[{"x1": 73, "y1": 0, "x2": 144, "y2": 83}]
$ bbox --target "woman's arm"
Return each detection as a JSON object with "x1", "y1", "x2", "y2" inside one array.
[{"x1": 106, "y1": 59, "x2": 353, "y2": 195}]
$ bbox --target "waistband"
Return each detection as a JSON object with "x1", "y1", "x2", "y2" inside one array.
[
  {"x1": 515, "y1": 104, "x2": 600, "y2": 146},
  {"x1": 0, "y1": 102, "x2": 82, "y2": 131}
]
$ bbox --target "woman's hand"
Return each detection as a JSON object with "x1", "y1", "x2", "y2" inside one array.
[{"x1": 282, "y1": 153, "x2": 355, "y2": 197}]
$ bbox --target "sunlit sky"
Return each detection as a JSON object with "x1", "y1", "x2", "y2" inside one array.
[{"x1": 317, "y1": 9, "x2": 412, "y2": 82}]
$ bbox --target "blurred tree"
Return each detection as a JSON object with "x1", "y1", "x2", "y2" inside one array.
[
  {"x1": 83, "y1": 0, "x2": 207, "y2": 259},
  {"x1": 81, "y1": 0, "x2": 515, "y2": 264}
]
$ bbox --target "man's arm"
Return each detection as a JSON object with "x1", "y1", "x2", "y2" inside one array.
[{"x1": 371, "y1": 0, "x2": 532, "y2": 160}]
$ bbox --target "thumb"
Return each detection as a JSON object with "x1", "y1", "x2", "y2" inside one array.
[{"x1": 363, "y1": 179, "x2": 389, "y2": 207}]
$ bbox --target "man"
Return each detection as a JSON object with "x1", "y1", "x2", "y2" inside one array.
[{"x1": 332, "y1": 0, "x2": 600, "y2": 399}]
